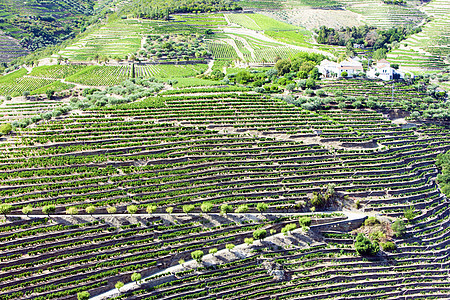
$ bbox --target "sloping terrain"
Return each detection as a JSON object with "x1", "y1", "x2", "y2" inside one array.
[{"x1": 0, "y1": 82, "x2": 448, "y2": 299}]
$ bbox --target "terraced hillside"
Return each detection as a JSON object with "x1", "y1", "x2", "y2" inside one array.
[
  {"x1": 0, "y1": 82, "x2": 449, "y2": 299},
  {"x1": 0, "y1": 32, "x2": 28, "y2": 63},
  {"x1": 0, "y1": 0, "x2": 93, "y2": 61},
  {"x1": 387, "y1": 0, "x2": 450, "y2": 71}
]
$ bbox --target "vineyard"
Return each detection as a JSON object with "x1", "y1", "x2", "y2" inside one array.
[
  {"x1": 0, "y1": 0, "x2": 449, "y2": 299},
  {"x1": 0, "y1": 79, "x2": 448, "y2": 299}
]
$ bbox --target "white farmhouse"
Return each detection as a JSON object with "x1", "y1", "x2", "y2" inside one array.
[
  {"x1": 367, "y1": 59, "x2": 404, "y2": 81},
  {"x1": 318, "y1": 58, "x2": 363, "y2": 78}
]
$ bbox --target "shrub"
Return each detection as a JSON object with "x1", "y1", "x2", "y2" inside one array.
[
  {"x1": 146, "y1": 205, "x2": 157, "y2": 214},
  {"x1": 131, "y1": 272, "x2": 141, "y2": 283},
  {"x1": 354, "y1": 233, "x2": 379, "y2": 256},
  {"x1": 86, "y1": 206, "x2": 96, "y2": 215},
  {"x1": 298, "y1": 217, "x2": 311, "y2": 227},
  {"x1": 107, "y1": 206, "x2": 117, "y2": 214},
  {"x1": 66, "y1": 207, "x2": 78, "y2": 215},
  {"x1": 364, "y1": 217, "x2": 379, "y2": 226},
  {"x1": 127, "y1": 205, "x2": 138, "y2": 215},
  {"x1": 341, "y1": 71, "x2": 348, "y2": 77},
  {"x1": 234, "y1": 204, "x2": 248, "y2": 213},
  {"x1": 381, "y1": 241, "x2": 396, "y2": 252},
  {"x1": 115, "y1": 281, "x2": 124, "y2": 291},
  {"x1": 200, "y1": 202, "x2": 214, "y2": 213},
  {"x1": 244, "y1": 237, "x2": 254, "y2": 245},
  {"x1": 281, "y1": 223, "x2": 297, "y2": 234},
  {"x1": 0, "y1": 123, "x2": 12, "y2": 135},
  {"x1": 226, "y1": 243, "x2": 235, "y2": 251},
  {"x1": 253, "y1": 229, "x2": 267, "y2": 240},
  {"x1": 182, "y1": 204, "x2": 195, "y2": 214},
  {"x1": 77, "y1": 292, "x2": 90, "y2": 300},
  {"x1": 220, "y1": 204, "x2": 233, "y2": 214},
  {"x1": 191, "y1": 250, "x2": 204, "y2": 263},
  {"x1": 392, "y1": 219, "x2": 406, "y2": 238},
  {"x1": 0, "y1": 204, "x2": 13, "y2": 216}
]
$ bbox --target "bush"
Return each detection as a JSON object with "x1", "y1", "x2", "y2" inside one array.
[
  {"x1": 191, "y1": 250, "x2": 204, "y2": 263},
  {"x1": 220, "y1": 204, "x2": 233, "y2": 214},
  {"x1": 253, "y1": 229, "x2": 267, "y2": 240},
  {"x1": 281, "y1": 223, "x2": 297, "y2": 234},
  {"x1": 380, "y1": 241, "x2": 396, "y2": 251},
  {"x1": 298, "y1": 217, "x2": 311, "y2": 227},
  {"x1": 341, "y1": 71, "x2": 348, "y2": 77},
  {"x1": 391, "y1": 219, "x2": 406, "y2": 238},
  {"x1": 354, "y1": 233, "x2": 379, "y2": 256},
  {"x1": 77, "y1": 292, "x2": 90, "y2": 300},
  {"x1": 182, "y1": 204, "x2": 195, "y2": 214},
  {"x1": 200, "y1": 202, "x2": 213, "y2": 213},
  {"x1": 0, "y1": 123, "x2": 12, "y2": 135},
  {"x1": 364, "y1": 216, "x2": 379, "y2": 226},
  {"x1": 131, "y1": 272, "x2": 141, "y2": 283},
  {"x1": 127, "y1": 205, "x2": 138, "y2": 215}
]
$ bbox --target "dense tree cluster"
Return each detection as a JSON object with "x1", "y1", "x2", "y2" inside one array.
[
  {"x1": 354, "y1": 233, "x2": 379, "y2": 256},
  {"x1": 315, "y1": 25, "x2": 421, "y2": 50},
  {"x1": 138, "y1": 34, "x2": 211, "y2": 62},
  {"x1": 123, "y1": 0, "x2": 242, "y2": 20}
]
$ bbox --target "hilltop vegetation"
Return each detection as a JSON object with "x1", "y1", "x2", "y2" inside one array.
[{"x1": 122, "y1": 0, "x2": 242, "y2": 19}]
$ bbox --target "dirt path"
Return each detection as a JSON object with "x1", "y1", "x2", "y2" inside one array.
[{"x1": 222, "y1": 27, "x2": 335, "y2": 59}]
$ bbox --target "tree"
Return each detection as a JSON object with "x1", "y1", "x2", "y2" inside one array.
[
  {"x1": 403, "y1": 206, "x2": 416, "y2": 221},
  {"x1": 256, "y1": 203, "x2": 268, "y2": 215},
  {"x1": 298, "y1": 216, "x2": 311, "y2": 228},
  {"x1": 234, "y1": 204, "x2": 248, "y2": 213},
  {"x1": 85, "y1": 205, "x2": 96, "y2": 215},
  {"x1": 281, "y1": 223, "x2": 297, "y2": 234},
  {"x1": 354, "y1": 233, "x2": 379, "y2": 256},
  {"x1": 305, "y1": 78, "x2": 316, "y2": 89},
  {"x1": 166, "y1": 207, "x2": 174, "y2": 214},
  {"x1": 66, "y1": 206, "x2": 78, "y2": 215},
  {"x1": 309, "y1": 67, "x2": 320, "y2": 80},
  {"x1": 46, "y1": 90, "x2": 55, "y2": 100},
  {"x1": 107, "y1": 206, "x2": 117, "y2": 214},
  {"x1": 127, "y1": 205, "x2": 138, "y2": 215},
  {"x1": 236, "y1": 70, "x2": 251, "y2": 84},
  {"x1": 253, "y1": 229, "x2": 267, "y2": 241},
  {"x1": 0, "y1": 204, "x2": 13, "y2": 216},
  {"x1": 209, "y1": 248, "x2": 218, "y2": 256},
  {"x1": 131, "y1": 272, "x2": 141, "y2": 284},
  {"x1": 275, "y1": 59, "x2": 291, "y2": 75},
  {"x1": 178, "y1": 259, "x2": 185, "y2": 266},
  {"x1": 244, "y1": 237, "x2": 254, "y2": 245},
  {"x1": 200, "y1": 202, "x2": 213, "y2": 213},
  {"x1": 392, "y1": 219, "x2": 406, "y2": 238},
  {"x1": 22, "y1": 205, "x2": 33, "y2": 216},
  {"x1": 42, "y1": 205, "x2": 56, "y2": 216},
  {"x1": 191, "y1": 250, "x2": 204, "y2": 263},
  {"x1": 0, "y1": 123, "x2": 12, "y2": 135},
  {"x1": 77, "y1": 291, "x2": 90, "y2": 300},
  {"x1": 226, "y1": 243, "x2": 235, "y2": 252},
  {"x1": 220, "y1": 204, "x2": 233, "y2": 215},
  {"x1": 182, "y1": 204, "x2": 195, "y2": 214},
  {"x1": 286, "y1": 83, "x2": 295, "y2": 92},
  {"x1": 23, "y1": 91, "x2": 30, "y2": 98},
  {"x1": 270, "y1": 229, "x2": 276, "y2": 235},
  {"x1": 146, "y1": 205, "x2": 157, "y2": 214},
  {"x1": 341, "y1": 71, "x2": 348, "y2": 78},
  {"x1": 380, "y1": 241, "x2": 396, "y2": 252},
  {"x1": 115, "y1": 281, "x2": 124, "y2": 291}
]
